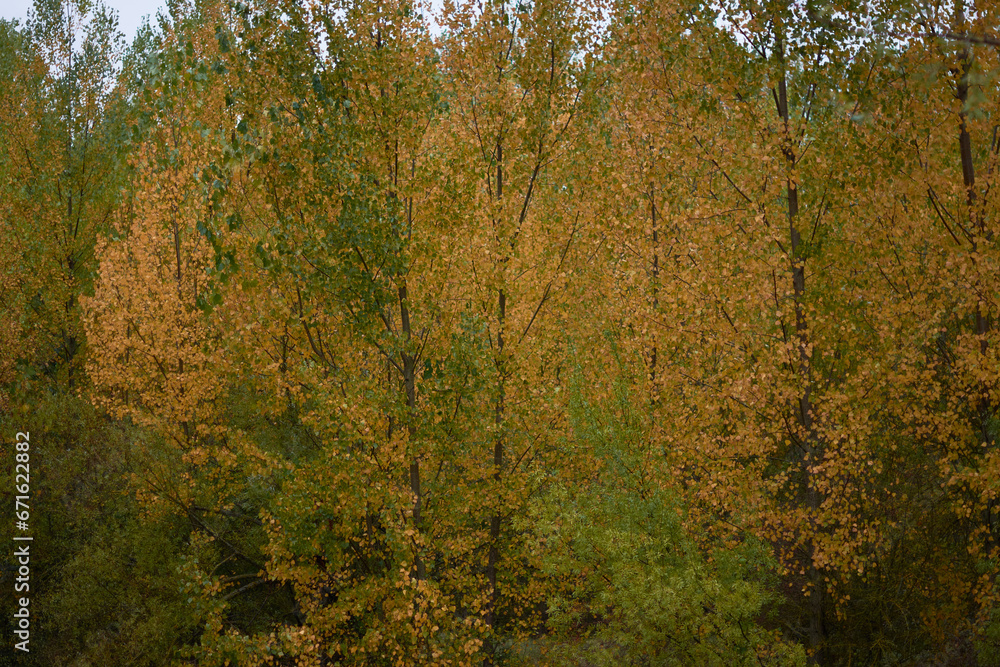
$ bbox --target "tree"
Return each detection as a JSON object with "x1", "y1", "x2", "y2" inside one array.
[
  {"x1": 590, "y1": 0, "x2": 960, "y2": 660},
  {"x1": 436, "y1": 0, "x2": 606, "y2": 657}
]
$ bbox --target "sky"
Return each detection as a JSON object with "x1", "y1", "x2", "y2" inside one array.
[{"x1": 0, "y1": 0, "x2": 169, "y2": 42}]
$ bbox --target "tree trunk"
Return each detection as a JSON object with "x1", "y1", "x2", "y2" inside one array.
[{"x1": 775, "y1": 32, "x2": 826, "y2": 662}]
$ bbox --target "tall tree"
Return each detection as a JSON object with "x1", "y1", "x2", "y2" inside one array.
[
  {"x1": 437, "y1": 0, "x2": 605, "y2": 658},
  {"x1": 0, "y1": 0, "x2": 126, "y2": 396},
  {"x1": 594, "y1": 0, "x2": 930, "y2": 660}
]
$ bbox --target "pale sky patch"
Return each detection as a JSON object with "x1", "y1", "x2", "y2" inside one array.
[{"x1": 0, "y1": 0, "x2": 169, "y2": 43}]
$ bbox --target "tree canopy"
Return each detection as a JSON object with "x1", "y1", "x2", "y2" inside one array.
[{"x1": 2, "y1": 0, "x2": 1000, "y2": 664}]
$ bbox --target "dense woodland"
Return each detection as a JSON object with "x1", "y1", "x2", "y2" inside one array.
[{"x1": 2, "y1": 0, "x2": 1000, "y2": 664}]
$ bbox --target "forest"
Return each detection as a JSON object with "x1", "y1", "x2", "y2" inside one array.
[{"x1": 1, "y1": 0, "x2": 999, "y2": 664}]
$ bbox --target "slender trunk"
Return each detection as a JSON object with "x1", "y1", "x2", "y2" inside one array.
[
  {"x1": 650, "y1": 183, "x2": 658, "y2": 386},
  {"x1": 955, "y1": 17, "x2": 990, "y2": 355},
  {"x1": 399, "y1": 281, "x2": 424, "y2": 580},
  {"x1": 954, "y1": 7, "x2": 997, "y2": 555},
  {"x1": 775, "y1": 33, "x2": 825, "y2": 662},
  {"x1": 384, "y1": 129, "x2": 424, "y2": 580},
  {"x1": 485, "y1": 133, "x2": 505, "y2": 665},
  {"x1": 486, "y1": 289, "x2": 504, "y2": 620}
]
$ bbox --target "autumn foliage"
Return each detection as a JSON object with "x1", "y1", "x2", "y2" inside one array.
[{"x1": 3, "y1": 0, "x2": 1000, "y2": 664}]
